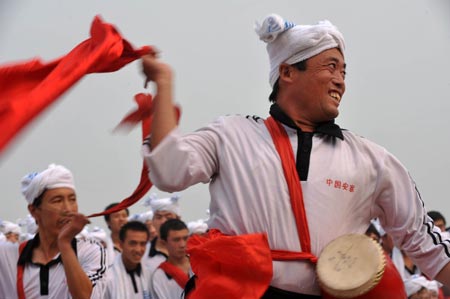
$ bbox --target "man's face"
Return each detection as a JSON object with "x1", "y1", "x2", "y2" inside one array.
[
  {"x1": 152, "y1": 211, "x2": 178, "y2": 237},
  {"x1": 434, "y1": 219, "x2": 446, "y2": 232},
  {"x1": 283, "y1": 48, "x2": 346, "y2": 124},
  {"x1": 164, "y1": 228, "x2": 189, "y2": 259},
  {"x1": 5, "y1": 232, "x2": 19, "y2": 243},
  {"x1": 29, "y1": 187, "x2": 78, "y2": 236},
  {"x1": 120, "y1": 230, "x2": 148, "y2": 269},
  {"x1": 107, "y1": 210, "x2": 128, "y2": 234}
]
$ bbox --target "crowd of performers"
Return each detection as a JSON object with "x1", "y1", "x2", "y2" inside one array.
[
  {"x1": 2, "y1": 12, "x2": 450, "y2": 299},
  {"x1": 0, "y1": 164, "x2": 207, "y2": 299}
]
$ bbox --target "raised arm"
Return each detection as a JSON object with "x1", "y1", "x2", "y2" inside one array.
[
  {"x1": 57, "y1": 213, "x2": 93, "y2": 299},
  {"x1": 141, "y1": 53, "x2": 177, "y2": 149}
]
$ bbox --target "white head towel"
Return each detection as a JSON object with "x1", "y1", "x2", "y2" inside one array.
[
  {"x1": 128, "y1": 210, "x2": 154, "y2": 223},
  {"x1": 0, "y1": 220, "x2": 21, "y2": 235},
  {"x1": 187, "y1": 219, "x2": 208, "y2": 235},
  {"x1": 255, "y1": 14, "x2": 345, "y2": 87},
  {"x1": 147, "y1": 193, "x2": 181, "y2": 216},
  {"x1": 18, "y1": 214, "x2": 38, "y2": 234},
  {"x1": 21, "y1": 164, "x2": 75, "y2": 205},
  {"x1": 404, "y1": 275, "x2": 430, "y2": 297}
]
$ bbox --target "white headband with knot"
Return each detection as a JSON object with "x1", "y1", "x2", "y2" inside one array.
[
  {"x1": 187, "y1": 219, "x2": 208, "y2": 235},
  {"x1": 147, "y1": 193, "x2": 181, "y2": 216},
  {"x1": 21, "y1": 164, "x2": 75, "y2": 205},
  {"x1": 255, "y1": 14, "x2": 345, "y2": 87},
  {"x1": 128, "y1": 210, "x2": 154, "y2": 223},
  {"x1": 0, "y1": 220, "x2": 21, "y2": 235}
]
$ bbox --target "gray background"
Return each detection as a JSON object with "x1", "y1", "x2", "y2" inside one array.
[{"x1": 1, "y1": 0, "x2": 449, "y2": 230}]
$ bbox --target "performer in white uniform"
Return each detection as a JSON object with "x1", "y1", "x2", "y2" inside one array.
[
  {"x1": 105, "y1": 221, "x2": 152, "y2": 299},
  {"x1": 140, "y1": 13, "x2": 450, "y2": 298},
  {"x1": 151, "y1": 219, "x2": 193, "y2": 299},
  {"x1": 0, "y1": 164, "x2": 107, "y2": 299},
  {"x1": 142, "y1": 193, "x2": 181, "y2": 275},
  {"x1": 103, "y1": 202, "x2": 129, "y2": 266}
]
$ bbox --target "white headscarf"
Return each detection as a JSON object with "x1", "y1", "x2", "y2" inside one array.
[
  {"x1": 21, "y1": 164, "x2": 75, "y2": 204},
  {"x1": 146, "y1": 193, "x2": 181, "y2": 216},
  {"x1": 187, "y1": 219, "x2": 208, "y2": 235},
  {"x1": 404, "y1": 275, "x2": 430, "y2": 297},
  {"x1": 128, "y1": 210, "x2": 154, "y2": 223},
  {"x1": 18, "y1": 214, "x2": 38, "y2": 234},
  {"x1": 255, "y1": 14, "x2": 345, "y2": 87},
  {"x1": 0, "y1": 220, "x2": 21, "y2": 235}
]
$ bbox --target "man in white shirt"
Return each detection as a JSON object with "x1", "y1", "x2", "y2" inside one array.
[
  {"x1": 105, "y1": 221, "x2": 152, "y2": 299},
  {"x1": 0, "y1": 164, "x2": 107, "y2": 299},
  {"x1": 140, "y1": 13, "x2": 450, "y2": 298},
  {"x1": 143, "y1": 194, "x2": 181, "y2": 275},
  {"x1": 151, "y1": 219, "x2": 193, "y2": 299},
  {"x1": 103, "y1": 202, "x2": 129, "y2": 265}
]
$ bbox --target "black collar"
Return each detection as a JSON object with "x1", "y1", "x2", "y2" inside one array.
[
  {"x1": 149, "y1": 237, "x2": 168, "y2": 259},
  {"x1": 269, "y1": 103, "x2": 344, "y2": 140},
  {"x1": 17, "y1": 233, "x2": 77, "y2": 266},
  {"x1": 125, "y1": 262, "x2": 142, "y2": 277}
]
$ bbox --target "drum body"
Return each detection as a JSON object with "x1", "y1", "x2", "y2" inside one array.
[{"x1": 317, "y1": 234, "x2": 406, "y2": 299}]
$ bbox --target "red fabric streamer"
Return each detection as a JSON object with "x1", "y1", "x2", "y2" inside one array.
[
  {"x1": 0, "y1": 15, "x2": 152, "y2": 154},
  {"x1": 89, "y1": 93, "x2": 180, "y2": 218}
]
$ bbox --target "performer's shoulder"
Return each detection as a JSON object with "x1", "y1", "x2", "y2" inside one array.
[
  {"x1": 342, "y1": 129, "x2": 388, "y2": 153},
  {"x1": 217, "y1": 114, "x2": 264, "y2": 124}
]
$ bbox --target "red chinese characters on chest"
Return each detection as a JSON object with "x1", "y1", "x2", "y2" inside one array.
[{"x1": 325, "y1": 178, "x2": 355, "y2": 192}]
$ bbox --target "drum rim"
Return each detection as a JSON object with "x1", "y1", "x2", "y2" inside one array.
[{"x1": 316, "y1": 234, "x2": 386, "y2": 298}]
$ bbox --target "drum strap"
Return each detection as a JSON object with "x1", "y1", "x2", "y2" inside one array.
[{"x1": 264, "y1": 116, "x2": 317, "y2": 263}]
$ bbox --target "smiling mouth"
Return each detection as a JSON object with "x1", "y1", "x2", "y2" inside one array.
[{"x1": 330, "y1": 91, "x2": 341, "y2": 102}]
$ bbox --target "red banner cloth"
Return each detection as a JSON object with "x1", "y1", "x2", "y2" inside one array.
[
  {"x1": 0, "y1": 15, "x2": 152, "y2": 154},
  {"x1": 187, "y1": 229, "x2": 273, "y2": 299}
]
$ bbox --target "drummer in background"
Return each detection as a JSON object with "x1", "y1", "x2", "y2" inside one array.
[{"x1": 141, "y1": 12, "x2": 450, "y2": 298}]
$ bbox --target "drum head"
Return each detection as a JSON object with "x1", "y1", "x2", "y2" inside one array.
[{"x1": 316, "y1": 234, "x2": 385, "y2": 298}]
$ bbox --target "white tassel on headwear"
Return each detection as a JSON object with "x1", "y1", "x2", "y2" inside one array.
[{"x1": 255, "y1": 14, "x2": 345, "y2": 87}]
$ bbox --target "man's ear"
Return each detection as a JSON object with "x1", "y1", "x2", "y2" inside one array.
[
  {"x1": 28, "y1": 204, "x2": 37, "y2": 217},
  {"x1": 28, "y1": 204, "x2": 39, "y2": 225},
  {"x1": 279, "y1": 64, "x2": 293, "y2": 82}
]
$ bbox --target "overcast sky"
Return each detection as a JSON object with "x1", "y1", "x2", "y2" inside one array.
[{"x1": 1, "y1": 0, "x2": 449, "y2": 231}]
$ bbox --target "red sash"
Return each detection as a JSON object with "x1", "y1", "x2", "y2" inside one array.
[
  {"x1": 264, "y1": 116, "x2": 317, "y2": 263},
  {"x1": 17, "y1": 241, "x2": 28, "y2": 299},
  {"x1": 158, "y1": 261, "x2": 189, "y2": 289},
  {"x1": 185, "y1": 116, "x2": 317, "y2": 298}
]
